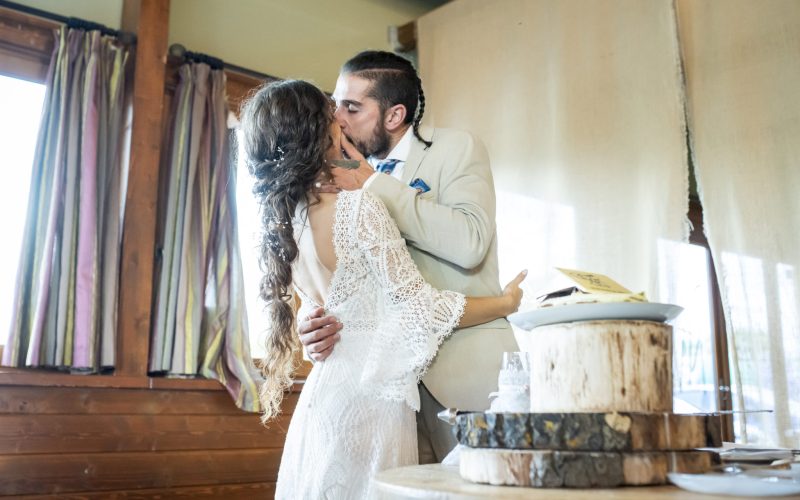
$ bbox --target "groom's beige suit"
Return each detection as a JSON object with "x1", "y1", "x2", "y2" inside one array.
[{"x1": 365, "y1": 126, "x2": 517, "y2": 459}]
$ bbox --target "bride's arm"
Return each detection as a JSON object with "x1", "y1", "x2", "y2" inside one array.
[
  {"x1": 357, "y1": 190, "x2": 524, "y2": 331},
  {"x1": 460, "y1": 270, "x2": 526, "y2": 328}
]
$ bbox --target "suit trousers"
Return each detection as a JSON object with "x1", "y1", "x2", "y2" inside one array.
[{"x1": 416, "y1": 383, "x2": 458, "y2": 464}]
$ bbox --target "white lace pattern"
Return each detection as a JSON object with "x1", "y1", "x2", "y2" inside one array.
[{"x1": 275, "y1": 190, "x2": 466, "y2": 499}]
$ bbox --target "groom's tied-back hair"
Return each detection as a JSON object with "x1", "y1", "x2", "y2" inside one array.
[{"x1": 341, "y1": 50, "x2": 433, "y2": 148}]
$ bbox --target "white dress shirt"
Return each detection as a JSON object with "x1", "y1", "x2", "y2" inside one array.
[{"x1": 364, "y1": 126, "x2": 413, "y2": 189}]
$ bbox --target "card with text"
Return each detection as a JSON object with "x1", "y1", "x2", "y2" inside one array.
[{"x1": 555, "y1": 267, "x2": 632, "y2": 294}]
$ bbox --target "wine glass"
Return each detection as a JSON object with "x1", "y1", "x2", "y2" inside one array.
[
  {"x1": 498, "y1": 352, "x2": 530, "y2": 391},
  {"x1": 490, "y1": 351, "x2": 531, "y2": 412}
]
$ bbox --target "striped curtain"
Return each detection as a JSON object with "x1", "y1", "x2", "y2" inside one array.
[
  {"x1": 151, "y1": 63, "x2": 262, "y2": 412},
  {"x1": 3, "y1": 27, "x2": 129, "y2": 372}
]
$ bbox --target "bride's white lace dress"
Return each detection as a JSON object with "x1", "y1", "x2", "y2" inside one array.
[{"x1": 275, "y1": 189, "x2": 466, "y2": 499}]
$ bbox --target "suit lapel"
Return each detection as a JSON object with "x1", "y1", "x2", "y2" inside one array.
[{"x1": 402, "y1": 126, "x2": 434, "y2": 184}]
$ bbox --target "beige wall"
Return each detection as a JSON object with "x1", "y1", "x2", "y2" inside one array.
[
  {"x1": 12, "y1": 0, "x2": 446, "y2": 92},
  {"x1": 13, "y1": 0, "x2": 123, "y2": 29},
  {"x1": 168, "y1": 0, "x2": 444, "y2": 92}
]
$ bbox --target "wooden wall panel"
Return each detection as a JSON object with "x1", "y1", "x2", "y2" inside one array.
[
  {"x1": 0, "y1": 386, "x2": 298, "y2": 415},
  {"x1": 0, "y1": 385, "x2": 299, "y2": 496},
  {"x1": 0, "y1": 414, "x2": 292, "y2": 454},
  {"x1": 0, "y1": 3, "x2": 304, "y2": 497},
  {"x1": 0, "y1": 449, "x2": 281, "y2": 495},
  {"x1": 19, "y1": 482, "x2": 275, "y2": 499}
]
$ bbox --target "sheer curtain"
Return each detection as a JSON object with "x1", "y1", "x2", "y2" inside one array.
[
  {"x1": 150, "y1": 63, "x2": 261, "y2": 412},
  {"x1": 417, "y1": 0, "x2": 689, "y2": 330},
  {"x1": 677, "y1": 0, "x2": 800, "y2": 448},
  {"x1": 3, "y1": 26, "x2": 129, "y2": 372},
  {"x1": 418, "y1": 0, "x2": 799, "y2": 446}
]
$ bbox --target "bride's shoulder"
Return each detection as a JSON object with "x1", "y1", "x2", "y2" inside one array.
[
  {"x1": 337, "y1": 188, "x2": 373, "y2": 208},
  {"x1": 336, "y1": 189, "x2": 390, "y2": 221}
]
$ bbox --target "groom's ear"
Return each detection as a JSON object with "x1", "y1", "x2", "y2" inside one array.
[{"x1": 383, "y1": 104, "x2": 407, "y2": 132}]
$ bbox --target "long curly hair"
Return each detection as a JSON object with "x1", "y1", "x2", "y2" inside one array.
[{"x1": 239, "y1": 80, "x2": 333, "y2": 422}]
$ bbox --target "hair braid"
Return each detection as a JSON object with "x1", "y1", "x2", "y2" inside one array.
[{"x1": 413, "y1": 74, "x2": 432, "y2": 148}]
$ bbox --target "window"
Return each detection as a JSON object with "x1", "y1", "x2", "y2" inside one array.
[
  {"x1": 0, "y1": 75, "x2": 46, "y2": 348},
  {"x1": 658, "y1": 239, "x2": 718, "y2": 413},
  {"x1": 234, "y1": 129, "x2": 268, "y2": 359}
]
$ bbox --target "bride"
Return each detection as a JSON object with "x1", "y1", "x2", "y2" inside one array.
[{"x1": 239, "y1": 79, "x2": 525, "y2": 499}]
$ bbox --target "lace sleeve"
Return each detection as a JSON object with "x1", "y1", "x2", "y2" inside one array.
[{"x1": 353, "y1": 190, "x2": 466, "y2": 410}]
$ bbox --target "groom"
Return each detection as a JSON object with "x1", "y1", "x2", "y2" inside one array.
[{"x1": 298, "y1": 50, "x2": 517, "y2": 463}]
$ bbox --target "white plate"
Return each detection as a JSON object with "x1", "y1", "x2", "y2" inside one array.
[
  {"x1": 508, "y1": 302, "x2": 683, "y2": 331},
  {"x1": 668, "y1": 471, "x2": 800, "y2": 497}
]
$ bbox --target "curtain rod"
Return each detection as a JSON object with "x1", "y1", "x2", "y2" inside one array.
[
  {"x1": 0, "y1": 0, "x2": 136, "y2": 44},
  {"x1": 0, "y1": 0, "x2": 277, "y2": 82},
  {"x1": 169, "y1": 44, "x2": 281, "y2": 83}
]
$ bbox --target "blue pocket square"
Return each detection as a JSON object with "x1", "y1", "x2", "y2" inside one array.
[{"x1": 409, "y1": 178, "x2": 430, "y2": 194}]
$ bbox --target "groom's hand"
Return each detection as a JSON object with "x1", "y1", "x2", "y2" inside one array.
[
  {"x1": 298, "y1": 306, "x2": 342, "y2": 362},
  {"x1": 330, "y1": 135, "x2": 374, "y2": 190}
]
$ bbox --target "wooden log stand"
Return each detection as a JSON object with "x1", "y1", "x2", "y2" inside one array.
[
  {"x1": 524, "y1": 320, "x2": 673, "y2": 413},
  {"x1": 460, "y1": 448, "x2": 715, "y2": 487},
  {"x1": 455, "y1": 411, "x2": 722, "y2": 451}
]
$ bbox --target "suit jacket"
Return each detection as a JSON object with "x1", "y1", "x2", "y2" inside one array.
[{"x1": 366, "y1": 126, "x2": 517, "y2": 410}]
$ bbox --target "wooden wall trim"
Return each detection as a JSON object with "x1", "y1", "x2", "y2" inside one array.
[
  {"x1": 1, "y1": 448, "x2": 282, "y2": 495},
  {"x1": 0, "y1": 370, "x2": 220, "y2": 390},
  {"x1": 389, "y1": 20, "x2": 417, "y2": 52},
  {"x1": 225, "y1": 68, "x2": 277, "y2": 118},
  {"x1": 0, "y1": 5, "x2": 57, "y2": 82},
  {"x1": 16, "y1": 482, "x2": 276, "y2": 499},
  {"x1": 0, "y1": 386, "x2": 299, "y2": 415},
  {"x1": 0, "y1": 371, "x2": 304, "y2": 392},
  {"x1": 0, "y1": 413, "x2": 292, "y2": 454},
  {"x1": 116, "y1": 0, "x2": 171, "y2": 377}
]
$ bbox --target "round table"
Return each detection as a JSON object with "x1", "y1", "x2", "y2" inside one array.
[{"x1": 373, "y1": 464, "x2": 736, "y2": 499}]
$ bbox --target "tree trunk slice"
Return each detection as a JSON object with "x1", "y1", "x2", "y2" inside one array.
[
  {"x1": 459, "y1": 448, "x2": 714, "y2": 488},
  {"x1": 454, "y1": 411, "x2": 722, "y2": 451},
  {"x1": 522, "y1": 320, "x2": 673, "y2": 413}
]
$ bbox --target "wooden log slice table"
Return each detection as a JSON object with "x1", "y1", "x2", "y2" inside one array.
[
  {"x1": 460, "y1": 448, "x2": 714, "y2": 487},
  {"x1": 373, "y1": 464, "x2": 736, "y2": 499},
  {"x1": 455, "y1": 411, "x2": 722, "y2": 451}
]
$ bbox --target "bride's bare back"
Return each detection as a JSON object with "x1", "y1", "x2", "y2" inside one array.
[{"x1": 293, "y1": 192, "x2": 339, "y2": 306}]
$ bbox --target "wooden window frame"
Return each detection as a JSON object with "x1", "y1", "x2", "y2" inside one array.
[
  {"x1": 0, "y1": 3, "x2": 311, "y2": 391},
  {"x1": 688, "y1": 197, "x2": 734, "y2": 441},
  {"x1": 222, "y1": 67, "x2": 313, "y2": 379},
  {"x1": 0, "y1": 5, "x2": 56, "y2": 83}
]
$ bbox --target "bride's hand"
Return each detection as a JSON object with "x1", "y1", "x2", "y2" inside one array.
[
  {"x1": 330, "y1": 135, "x2": 375, "y2": 190},
  {"x1": 502, "y1": 270, "x2": 527, "y2": 315}
]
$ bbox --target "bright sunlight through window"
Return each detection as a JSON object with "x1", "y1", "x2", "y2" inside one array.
[
  {"x1": 0, "y1": 75, "x2": 46, "y2": 346},
  {"x1": 235, "y1": 129, "x2": 267, "y2": 359}
]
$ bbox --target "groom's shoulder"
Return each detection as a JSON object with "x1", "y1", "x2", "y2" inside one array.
[{"x1": 422, "y1": 126, "x2": 483, "y2": 150}]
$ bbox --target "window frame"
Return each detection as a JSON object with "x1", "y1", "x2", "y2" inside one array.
[
  {"x1": 0, "y1": 6, "x2": 55, "y2": 84},
  {"x1": 688, "y1": 196, "x2": 735, "y2": 441},
  {"x1": 0, "y1": 5, "x2": 310, "y2": 389}
]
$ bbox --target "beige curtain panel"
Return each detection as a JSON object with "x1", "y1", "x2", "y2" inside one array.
[
  {"x1": 418, "y1": 0, "x2": 799, "y2": 447},
  {"x1": 678, "y1": 0, "x2": 800, "y2": 448},
  {"x1": 418, "y1": 0, "x2": 690, "y2": 298}
]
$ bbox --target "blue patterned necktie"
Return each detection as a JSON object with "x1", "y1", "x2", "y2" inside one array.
[{"x1": 376, "y1": 159, "x2": 401, "y2": 175}]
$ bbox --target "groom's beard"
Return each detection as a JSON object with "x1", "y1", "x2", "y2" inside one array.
[{"x1": 352, "y1": 122, "x2": 391, "y2": 159}]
